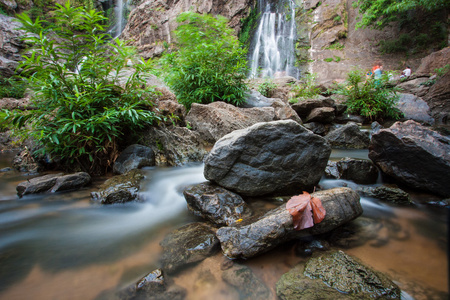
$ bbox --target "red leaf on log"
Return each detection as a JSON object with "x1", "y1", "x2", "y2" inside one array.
[{"x1": 286, "y1": 191, "x2": 326, "y2": 230}]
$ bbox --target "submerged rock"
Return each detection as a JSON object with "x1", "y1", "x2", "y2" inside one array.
[
  {"x1": 204, "y1": 120, "x2": 331, "y2": 196},
  {"x1": 369, "y1": 120, "x2": 450, "y2": 197},
  {"x1": 222, "y1": 264, "x2": 272, "y2": 299},
  {"x1": 355, "y1": 185, "x2": 411, "y2": 204},
  {"x1": 16, "y1": 172, "x2": 91, "y2": 197},
  {"x1": 325, "y1": 122, "x2": 370, "y2": 149},
  {"x1": 111, "y1": 269, "x2": 186, "y2": 300},
  {"x1": 159, "y1": 222, "x2": 220, "y2": 274},
  {"x1": 183, "y1": 182, "x2": 253, "y2": 226},
  {"x1": 276, "y1": 251, "x2": 401, "y2": 299},
  {"x1": 90, "y1": 169, "x2": 145, "y2": 204},
  {"x1": 216, "y1": 187, "x2": 362, "y2": 259},
  {"x1": 113, "y1": 144, "x2": 155, "y2": 175}
]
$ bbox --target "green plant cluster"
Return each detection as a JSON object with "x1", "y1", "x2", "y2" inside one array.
[
  {"x1": 162, "y1": 12, "x2": 249, "y2": 110},
  {"x1": 0, "y1": 76, "x2": 27, "y2": 98},
  {"x1": 5, "y1": 2, "x2": 162, "y2": 175},
  {"x1": 332, "y1": 69, "x2": 402, "y2": 121},
  {"x1": 257, "y1": 79, "x2": 277, "y2": 97},
  {"x1": 289, "y1": 73, "x2": 321, "y2": 103},
  {"x1": 421, "y1": 64, "x2": 450, "y2": 86},
  {"x1": 238, "y1": 6, "x2": 260, "y2": 46}
]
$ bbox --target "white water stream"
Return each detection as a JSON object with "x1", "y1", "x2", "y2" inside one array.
[{"x1": 249, "y1": 0, "x2": 299, "y2": 78}]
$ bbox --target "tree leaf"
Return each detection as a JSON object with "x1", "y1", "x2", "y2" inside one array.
[{"x1": 286, "y1": 191, "x2": 326, "y2": 230}]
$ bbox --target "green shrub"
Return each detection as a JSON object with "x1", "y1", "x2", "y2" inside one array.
[
  {"x1": 289, "y1": 73, "x2": 321, "y2": 103},
  {"x1": 332, "y1": 69, "x2": 402, "y2": 121},
  {"x1": 257, "y1": 79, "x2": 277, "y2": 97},
  {"x1": 324, "y1": 57, "x2": 334, "y2": 62},
  {"x1": 11, "y1": 2, "x2": 162, "y2": 175},
  {"x1": 0, "y1": 77, "x2": 27, "y2": 98},
  {"x1": 162, "y1": 12, "x2": 249, "y2": 110}
]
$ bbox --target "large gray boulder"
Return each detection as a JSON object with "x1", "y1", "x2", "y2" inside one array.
[
  {"x1": 325, "y1": 122, "x2": 370, "y2": 149},
  {"x1": 276, "y1": 250, "x2": 401, "y2": 300},
  {"x1": 185, "y1": 101, "x2": 275, "y2": 143},
  {"x1": 90, "y1": 169, "x2": 145, "y2": 204},
  {"x1": 183, "y1": 182, "x2": 253, "y2": 226},
  {"x1": 16, "y1": 172, "x2": 91, "y2": 197},
  {"x1": 395, "y1": 93, "x2": 434, "y2": 124},
  {"x1": 159, "y1": 222, "x2": 220, "y2": 274},
  {"x1": 369, "y1": 120, "x2": 450, "y2": 197},
  {"x1": 204, "y1": 120, "x2": 331, "y2": 196},
  {"x1": 216, "y1": 187, "x2": 362, "y2": 259},
  {"x1": 113, "y1": 144, "x2": 155, "y2": 174}
]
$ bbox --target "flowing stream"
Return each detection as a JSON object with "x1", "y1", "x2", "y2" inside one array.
[
  {"x1": 249, "y1": 0, "x2": 299, "y2": 78},
  {"x1": 111, "y1": 0, "x2": 127, "y2": 38},
  {"x1": 0, "y1": 150, "x2": 447, "y2": 299}
]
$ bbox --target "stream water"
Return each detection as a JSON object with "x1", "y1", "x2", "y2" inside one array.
[{"x1": 0, "y1": 150, "x2": 448, "y2": 299}]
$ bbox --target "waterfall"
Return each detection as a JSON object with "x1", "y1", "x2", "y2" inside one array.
[
  {"x1": 249, "y1": 0, "x2": 299, "y2": 78},
  {"x1": 112, "y1": 0, "x2": 126, "y2": 38}
]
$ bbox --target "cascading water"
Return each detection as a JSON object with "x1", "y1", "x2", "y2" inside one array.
[
  {"x1": 112, "y1": 0, "x2": 127, "y2": 38},
  {"x1": 249, "y1": 0, "x2": 299, "y2": 78}
]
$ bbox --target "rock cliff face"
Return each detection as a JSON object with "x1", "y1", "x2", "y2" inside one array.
[{"x1": 121, "y1": 0, "x2": 254, "y2": 58}]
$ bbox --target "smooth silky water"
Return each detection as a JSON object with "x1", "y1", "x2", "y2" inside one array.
[{"x1": 0, "y1": 150, "x2": 447, "y2": 299}]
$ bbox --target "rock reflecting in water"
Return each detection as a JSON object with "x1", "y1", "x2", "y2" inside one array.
[{"x1": 222, "y1": 264, "x2": 272, "y2": 300}]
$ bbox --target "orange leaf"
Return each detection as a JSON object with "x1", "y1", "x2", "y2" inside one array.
[{"x1": 286, "y1": 191, "x2": 326, "y2": 230}]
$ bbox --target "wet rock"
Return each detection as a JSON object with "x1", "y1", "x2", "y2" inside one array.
[
  {"x1": 290, "y1": 96, "x2": 335, "y2": 119},
  {"x1": 183, "y1": 182, "x2": 252, "y2": 226},
  {"x1": 395, "y1": 93, "x2": 434, "y2": 125},
  {"x1": 90, "y1": 169, "x2": 145, "y2": 204},
  {"x1": 325, "y1": 122, "x2": 370, "y2": 149},
  {"x1": 304, "y1": 251, "x2": 401, "y2": 299},
  {"x1": 326, "y1": 158, "x2": 379, "y2": 184},
  {"x1": 216, "y1": 187, "x2": 362, "y2": 259},
  {"x1": 140, "y1": 126, "x2": 209, "y2": 166},
  {"x1": 17, "y1": 173, "x2": 63, "y2": 197},
  {"x1": 113, "y1": 144, "x2": 155, "y2": 175},
  {"x1": 369, "y1": 120, "x2": 450, "y2": 197},
  {"x1": 276, "y1": 250, "x2": 401, "y2": 299},
  {"x1": 222, "y1": 264, "x2": 272, "y2": 299},
  {"x1": 276, "y1": 264, "x2": 350, "y2": 300},
  {"x1": 355, "y1": 185, "x2": 411, "y2": 204},
  {"x1": 16, "y1": 172, "x2": 91, "y2": 197},
  {"x1": 185, "y1": 101, "x2": 275, "y2": 143},
  {"x1": 302, "y1": 122, "x2": 327, "y2": 136},
  {"x1": 305, "y1": 107, "x2": 335, "y2": 123},
  {"x1": 113, "y1": 277, "x2": 186, "y2": 300},
  {"x1": 50, "y1": 172, "x2": 91, "y2": 193},
  {"x1": 136, "y1": 269, "x2": 166, "y2": 293},
  {"x1": 159, "y1": 222, "x2": 220, "y2": 274},
  {"x1": 0, "y1": 167, "x2": 12, "y2": 172},
  {"x1": 204, "y1": 120, "x2": 331, "y2": 196}
]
